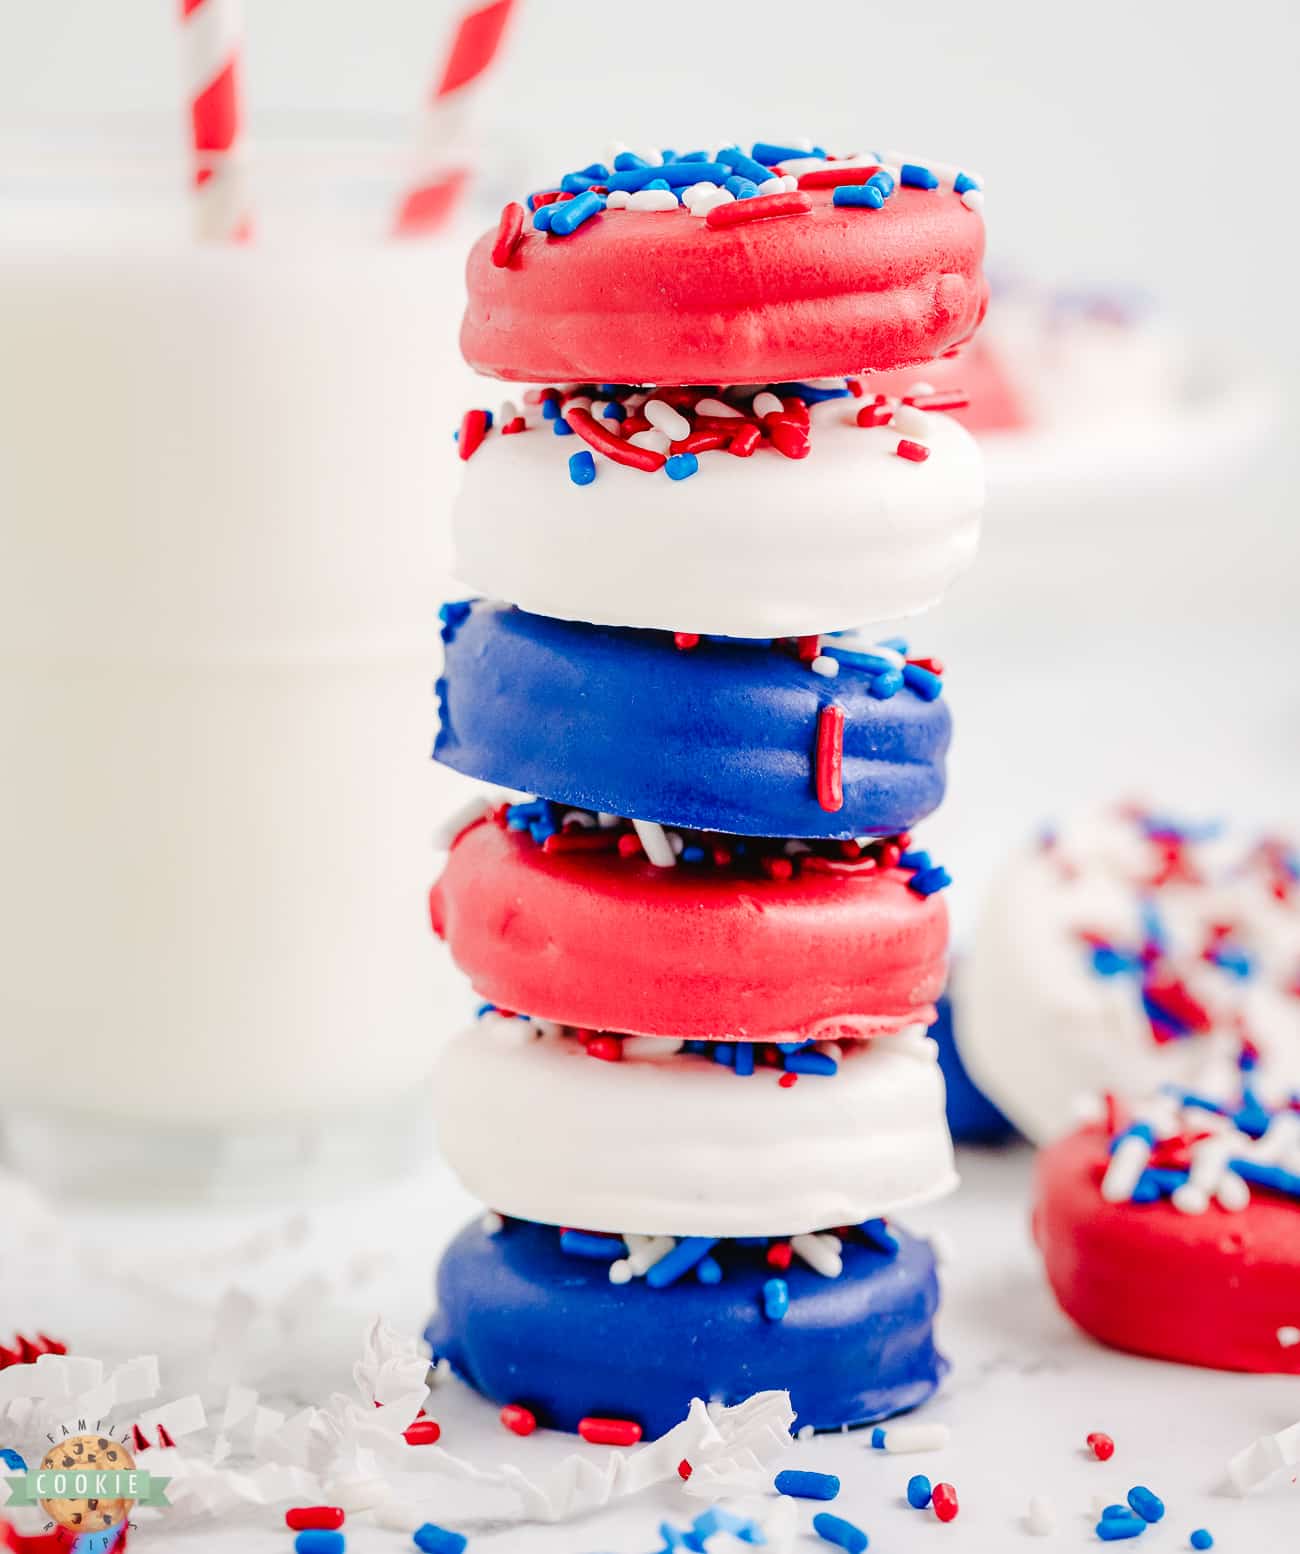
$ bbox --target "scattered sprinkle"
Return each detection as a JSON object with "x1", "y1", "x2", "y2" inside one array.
[
  {"x1": 932, "y1": 1482, "x2": 959, "y2": 1522},
  {"x1": 1127, "y1": 1486, "x2": 1165, "y2": 1524},
  {"x1": 907, "y1": 1473, "x2": 933, "y2": 1508},
  {"x1": 568, "y1": 450, "x2": 596, "y2": 486},
  {"x1": 286, "y1": 1508, "x2": 346, "y2": 1532},
  {"x1": 813, "y1": 1510, "x2": 869, "y2": 1551},
  {"x1": 500, "y1": 1404, "x2": 536, "y2": 1436},
  {"x1": 1088, "y1": 1432, "x2": 1116, "y2": 1461},
  {"x1": 774, "y1": 1469, "x2": 840, "y2": 1501},
  {"x1": 577, "y1": 1416, "x2": 642, "y2": 1447}
]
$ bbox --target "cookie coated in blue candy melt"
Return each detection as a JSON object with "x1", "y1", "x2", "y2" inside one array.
[
  {"x1": 426, "y1": 1216, "x2": 947, "y2": 1439},
  {"x1": 932, "y1": 992, "x2": 1015, "y2": 1144},
  {"x1": 434, "y1": 600, "x2": 951, "y2": 840}
]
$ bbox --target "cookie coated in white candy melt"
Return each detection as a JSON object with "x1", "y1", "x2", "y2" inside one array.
[
  {"x1": 451, "y1": 401, "x2": 982, "y2": 636},
  {"x1": 961, "y1": 805, "x2": 1300, "y2": 1144},
  {"x1": 433, "y1": 1015, "x2": 958, "y2": 1237}
]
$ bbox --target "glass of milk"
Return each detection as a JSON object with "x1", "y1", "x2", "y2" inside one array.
[{"x1": 0, "y1": 116, "x2": 489, "y2": 1201}]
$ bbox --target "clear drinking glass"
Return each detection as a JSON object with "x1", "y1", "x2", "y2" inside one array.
[{"x1": 0, "y1": 114, "x2": 492, "y2": 1201}]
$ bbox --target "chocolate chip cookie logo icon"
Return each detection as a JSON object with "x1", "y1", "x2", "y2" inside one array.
[{"x1": 4, "y1": 1431, "x2": 169, "y2": 1550}]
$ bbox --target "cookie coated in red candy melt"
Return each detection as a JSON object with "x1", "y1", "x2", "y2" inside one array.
[
  {"x1": 1033, "y1": 1124, "x2": 1300, "y2": 1375},
  {"x1": 461, "y1": 186, "x2": 987, "y2": 385},
  {"x1": 428, "y1": 815, "x2": 947, "y2": 1042}
]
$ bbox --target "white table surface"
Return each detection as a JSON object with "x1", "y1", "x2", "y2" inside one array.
[{"x1": 3, "y1": 1140, "x2": 1297, "y2": 1553}]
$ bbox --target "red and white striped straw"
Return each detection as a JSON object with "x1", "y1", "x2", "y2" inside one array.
[
  {"x1": 179, "y1": 0, "x2": 252, "y2": 241},
  {"x1": 392, "y1": 0, "x2": 516, "y2": 239}
]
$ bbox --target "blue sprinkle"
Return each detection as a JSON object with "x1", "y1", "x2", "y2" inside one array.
[
  {"x1": 733, "y1": 1042, "x2": 755, "y2": 1076},
  {"x1": 1211, "y1": 943, "x2": 1253, "y2": 978},
  {"x1": 568, "y1": 450, "x2": 596, "y2": 485},
  {"x1": 1127, "y1": 1487, "x2": 1165, "y2": 1524},
  {"x1": 859, "y1": 1218, "x2": 900, "y2": 1256},
  {"x1": 1190, "y1": 1532, "x2": 1213, "y2": 1551},
  {"x1": 643, "y1": 177, "x2": 672, "y2": 191},
  {"x1": 413, "y1": 1525, "x2": 468, "y2": 1554},
  {"x1": 294, "y1": 1533, "x2": 344, "y2": 1554},
  {"x1": 868, "y1": 169, "x2": 895, "y2": 195},
  {"x1": 723, "y1": 175, "x2": 760, "y2": 199},
  {"x1": 601, "y1": 402, "x2": 625, "y2": 420},
  {"x1": 1230, "y1": 1159, "x2": 1300, "y2": 1198},
  {"x1": 826, "y1": 646, "x2": 900, "y2": 674},
  {"x1": 0, "y1": 1448, "x2": 28, "y2": 1471},
  {"x1": 751, "y1": 141, "x2": 827, "y2": 163},
  {"x1": 552, "y1": 417, "x2": 574, "y2": 436},
  {"x1": 775, "y1": 1470, "x2": 840, "y2": 1501},
  {"x1": 903, "y1": 663, "x2": 944, "y2": 700},
  {"x1": 660, "y1": 148, "x2": 679, "y2": 162},
  {"x1": 771, "y1": 381, "x2": 852, "y2": 403},
  {"x1": 676, "y1": 150, "x2": 713, "y2": 163},
  {"x1": 1095, "y1": 1512, "x2": 1146, "y2": 1541},
  {"x1": 541, "y1": 396, "x2": 560, "y2": 419},
  {"x1": 665, "y1": 452, "x2": 699, "y2": 481},
  {"x1": 560, "y1": 172, "x2": 600, "y2": 194},
  {"x1": 899, "y1": 849, "x2": 932, "y2": 871},
  {"x1": 879, "y1": 636, "x2": 910, "y2": 653},
  {"x1": 1092, "y1": 945, "x2": 1139, "y2": 976},
  {"x1": 871, "y1": 1427, "x2": 887, "y2": 1449},
  {"x1": 614, "y1": 151, "x2": 651, "y2": 171},
  {"x1": 1108, "y1": 1122, "x2": 1156, "y2": 1153},
  {"x1": 531, "y1": 203, "x2": 555, "y2": 231},
  {"x1": 696, "y1": 1255, "x2": 723, "y2": 1285},
  {"x1": 909, "y1": 865, "x2": 953, "y2": 897},
  {"x1": 718, "y1": 145, "x2": 776, "y2": 184},
  {"x1": 713, "y1": 1042, "x2": 736, "y2": 1066},
  {"x1": 812, "y1": 1512, "x2": 868, "y2": 1553},
  {"x1": 762, "y1": 1277, "x2": 789, "y2": 1321},
  {"x1": 907, "y1": 1474, "x2": 933, "y2": 1509},
  {"x1": 1130, "y1": 1172, "x2": 1164, "y2": 1204},
  {"x1": 548, "y1": 189, "x2": 606, "y2": 235},
  {"x1": 578, "y1": 161, "x2": 610, "y2": 179},
  {"x1": 867, "y1": 668, "x2": 905, "y2": 698},
  {"x1": 1103, "y1": 1504, "x2": 1134, "y2": 1520},
  {"x1": 560, "y1": 1229, "x2": 626, "y2": 1260},
  {"x1": 833, "y1": 184, "x2": 884, "y2": 209},
  {"x1": 900, "y1": 162, "x2": 939, "y2": 189},
  {"x1": 647, "y1": 1236, "x2": 718, "y2": 1288},
  {"x1": 784, "y1": 1051, "x2": 838, "y2": 1076},
  {"x1": 608, "y1": 162, "x2": 729, "y2": 191},
  {"x1": 680, "y1": 844, "x2": 706, "y2": 863},
  {"x1": 953, "y1": 171, "x2": 979, "y2": 194}
]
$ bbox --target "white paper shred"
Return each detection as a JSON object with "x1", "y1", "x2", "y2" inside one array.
[{"x1": 1226, "y1": 1418, "x2": 1300, "y2": 1493}]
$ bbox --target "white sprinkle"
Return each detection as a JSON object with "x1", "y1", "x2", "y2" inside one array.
[
  {"x1": 481, "y1": 1210, "x2": 504, "y2": 1235},
  {"x1": 1279, "y1": 1327, "x2": 1300, "y2": 1348},
  {"x1": 892, "y1": 404, "x2": 931, "y2": 439},
  {"x1": 694, "y1": 397, "x2": 742, "y2": 417},
  {"x1": 681, "y1": 180, "x2": 723, "y2": 204},
  {"x1": 791, "y1": 1232, "x2": 842, "y2": 1279},
  {"x1": 589, "y1": 399, "x2": 611, "y2": 419},
  {"x1": 1026, "y1": 1495, "x2": 1056, "y2": 1535},
  {"x1": 498, "y1": 400, "x2": 518, "y2": 423},
  {"x1": 876, "y1": 1422, "x2": 951, "y2": 1454},
  {"x1": 906, "y1": 381, "x2": 936, "y2": 397},
  {"x1": 757, "y1": 176, "x2": 785, "y2": 195},
  {"x1": 1102, "y1": 1130, "x2": 1154, "y2": 1203},
  {"x1": 810, "y1": 655, "x2": 840, "y2": 678},
  {"x1": 783, "y1": 840, "x2": 812, "y2": 855},
  {"x1": 634, "y1": 818, "x2": 678, "y2": 867},
  {"x1": 1215, "y1": 1168, "x2": 1251, "y2": 1212},
  {"x1": 627, "y1": 188, "x2": 679, "y2": 212},
  {"x1": 686, "y1": 186, "x2": 733, "y2": 217},
  {"x1": 644, "y1": 398, "x2": 692, "y2": 440},
  {"x1": 752, "y1": 391, "x2": 784, "y2": 419},
  {"x1": 626, "y1": 1234, "x2": 676, "y2": 1276},
  {"x1": 605, "y1": 188, "x2": 631, "y2": 209},
  {"x1": 778, "y1": 156, "x2": 827, "y2": 175},
  {"x1": 608, "y1": 1259, "x2": 633, "y2": 1285},
  {"x1": 627, "y1": 429, "x2": 672, "y2": 455},
  {"x1": 797, "y1": 1424, "x2": 816, "y2": 1442},
  {"x1": 597, "y1": 812, "x2": 622, "y2": 828},
  {"x1": 961, "y1": 188, "x2": 985, "y2": 212},
  {"x1": 560, "y1": 808, "x2": 598, "y2": 829}
]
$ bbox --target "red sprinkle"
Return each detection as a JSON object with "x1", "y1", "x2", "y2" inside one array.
[
  {"x1": 896, "y1": 438, "x2": 931, "y2": 462},
  {"x1": 932, "y1": 1482, "x2": 959, "y2": 1522},
  {"x1": 578, "y1": 1417, "x2": 642, "y2": 1447},
  {"x1": 501, "y1": 1404, "x2": 537, "y2": 1437},
  {"x1": 501, "y1": 415, "x2": 527, "y2": 435},
  {"x1": 490, "y1": 201, "x2": 525, "y2": 267},
  {"x1": 766, "y1": 1241, "x2": 793, "y2": 1270},
  {"x1": 797, "y1": 164, "x2": 882, "y2": 189},
  {"x1": 457, "y1": 408, "x2": 490, "y2": 461},
  {"x1": 856, "y1": 399, "x2": 894, "y2": 429},
  {"x1": 760, "y1": 855, "x2": 794, "y2": 881},
  {"x1": 586, "y1": 1036, "x2": 624, "y2": 1063},
  {"x1": 677, "y1": 1459, "x2": 693, "y2": 1481},
  {"x1": 727, "y1": 424, "x2": 763, "y2": 457},
  {"x1": 616, "y1": 832, "x2": 643, "y2": 858},
  {"x1": 530, "y1": 190, "x2": 572, "y2": 209},
  {"x1": 543, "y1": 829, "x2": 619, "y2": 854},
  {"x1": 1087, "y1": 1431, "x2": 1115, "y2": 1461},
  {"x1": 815, "y1": 704, "x2": 846, "y2": 813},
  {"x1": 567, "y1": 406, "x2": 667, "y2": 472},
  {"x1": 795, "y1": 635, "x2": 821, "y2": 662},
  {"x1": 673, "y1": 430, "x2": 729, "y2": 455},
  {"x1": 705, "y1": 190, "x2": 813, "y2": 229},
  {"x1": 906, "y1": 656, "x2": 945, "y2": 675},
  {"x1": 674, "y1": 632, "x2": 701, "y2": 651},
  {"x1": 285, "y1": 1508, "x2": 345, "y2": 1532},
  {"x1": 904, "y1": 390, "x2": 970, "y2": 412},
  {"x1": 403, "y1": 1418, "x2": 441, "y2": 1445},
  {"x1": 778, "y1": 1073, "x2": 799, "y2": 1088}
]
